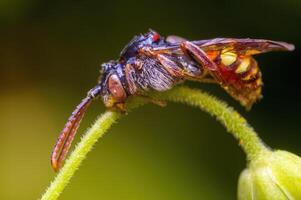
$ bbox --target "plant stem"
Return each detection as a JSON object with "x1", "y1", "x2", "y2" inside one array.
[
  {"x1": 154, "y1": 86, "x2": 269, "y2": 161},
  {"x1": 41, "y1": 111, "x2": 121, "y2": 200},
  {"x1": 41, "y1": 98, "x2": 146, "y2": 200},
  {"x1": 40, "y1": 86, "x2": 268, "y2": 200}
]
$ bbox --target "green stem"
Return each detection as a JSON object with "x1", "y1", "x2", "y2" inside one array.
[
  {"x1": 41, "y1": 111, "x2": 121, "y2": 200},
  {"x1": 41, "y1": 98, "x2": 146, "y2": 200},
  {"x1": 40, "y1": 86, "x2": 267, "y2": 200},
  {"x1": 154, "y1": 86, "x2": 269, "y2": 161}
]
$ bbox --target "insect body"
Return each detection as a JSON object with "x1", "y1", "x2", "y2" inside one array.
[{"x1": 51, "y1": 30, "x2": 294, "y2": 171}]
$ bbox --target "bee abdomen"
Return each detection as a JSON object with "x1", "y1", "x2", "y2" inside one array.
[
  {"x1": 237, "y1": 57, "x2": 263, "y2": 88},
  {"x1": 217, "y1": 50, "x2": 262, "y2": 87},
  {"x1": 213, "y1": 51, "x2": 263, "y2": 108}
]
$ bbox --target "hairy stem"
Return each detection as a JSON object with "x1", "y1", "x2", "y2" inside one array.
[
  {"x1": 41, "y1": 97, "x2": 146, "y2": 200},
  {"x1": 154, "y1": 86, "x2": 269, "y2": 161},
  {"x1": 40, "y1": 86, "x2": 267, "y2": 200},
  {"x1": 41, "y1": 111, "x2": 121, "y2": 200}
]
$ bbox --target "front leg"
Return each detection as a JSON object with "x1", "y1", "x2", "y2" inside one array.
[{"x1": 135, "y1": 93, "x2": 167, "y2": 107}]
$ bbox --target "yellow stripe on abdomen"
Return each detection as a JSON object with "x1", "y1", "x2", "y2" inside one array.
[
  {"x1": 220, "y1": 51, "x2": 237, "y2": 66},
  {"x1": 235, "y1": 57, "x2": 250, "y2": 74}
]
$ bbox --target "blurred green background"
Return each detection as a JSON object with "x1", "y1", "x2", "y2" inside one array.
[{"x1": 0, "y1": 0, "x2": 300, "y2": 199}]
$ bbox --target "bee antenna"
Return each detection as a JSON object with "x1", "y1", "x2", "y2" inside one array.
[
  {"x1": 51, "y1": 85, "x2": 101, "y2": 171},
  {"x1": 88, "y1": 85, "x2": 102, "y2": 99}
]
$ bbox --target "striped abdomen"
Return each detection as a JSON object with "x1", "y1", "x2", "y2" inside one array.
[{"x1": 207, "y1": 49, "x2": 263, "y2": 109}]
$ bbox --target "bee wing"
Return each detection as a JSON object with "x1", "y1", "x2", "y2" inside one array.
[
  {"x1": 192, "y1": 38, "x2": 294, "y2": 108},
  {"x1": 166, "y1": 35, "x2": 187, "y2": 44},
  {"x1": 153, "y1": 38, "x2": 294, "y2": 55},
  {"x1": 194, "y1": 38, "x2": 295, "y2": 55},
  {"x1": 153, "y1": 38, "x2": 294, "y2": 109}
]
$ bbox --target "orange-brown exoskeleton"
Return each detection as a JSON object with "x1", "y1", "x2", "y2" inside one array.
[{"x1": 51, "y1": 30, "x2": 294, "y2": 171}]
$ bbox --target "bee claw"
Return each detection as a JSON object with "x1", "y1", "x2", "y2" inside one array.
[
  {"x1": 115, "y1": 103, "x2": 127, "y2": 113},
  {"x1": 153, "y1": 99, "x2": 167, "y2": 107}
]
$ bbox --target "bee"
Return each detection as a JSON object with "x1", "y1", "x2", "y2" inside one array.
[{"x1": 51, "y1": 30, "x2": 294, "y2": 171}]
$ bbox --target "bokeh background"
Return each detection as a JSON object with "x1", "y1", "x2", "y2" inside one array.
[{"x1": 0, "y1": 0, "x2": 300, "y2": 199}]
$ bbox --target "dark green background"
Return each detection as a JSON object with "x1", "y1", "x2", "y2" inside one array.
[{"x1": 0, "y1": 0, "x2": 300, "y2": 199}]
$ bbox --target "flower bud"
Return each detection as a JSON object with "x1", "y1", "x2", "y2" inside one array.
[{"x1": 238, "y1": 150, "x2": 301, "y2": 199}]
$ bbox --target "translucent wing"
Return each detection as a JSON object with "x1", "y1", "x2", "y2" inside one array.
[
  {"x1": 154, "y1": 37, "x2": 294, "y2": 55},
  {"x1": 194, "y1": 39, "x2": 294, "y2": 109},
  {"x1": 152, "y1": 38, "x2": 294, "y2": 108},
  {"x1": 194, "y1": 38, "x2": 294, "y2": 55}
]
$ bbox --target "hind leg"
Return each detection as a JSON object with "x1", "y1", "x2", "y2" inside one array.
[
  {"x1": 156, "y1": 51, "x2": 219, "y2": 84},
  {"x1": 180, "y1": 41, "x2": 224, "y2": 83},
  {"x1": 140, "y1": 41, "x2": 219, "y2": 83}
]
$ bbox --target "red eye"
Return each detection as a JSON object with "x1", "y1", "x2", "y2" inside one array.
[
  {"x1": 152, "y1": 33, "x2": 160, "y2": 42},
  {"x1": 108, "y1": 74, "x2": 126, "y2": 102}
]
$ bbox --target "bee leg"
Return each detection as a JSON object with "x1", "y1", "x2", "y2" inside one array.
[
  {"x1": 155, "y1": 53, "x2": 202, "y2": 79},
  {"x1": 195, "y1": 72, "x2": 219, "y2": 84},
  {"x1": 140, "y1": 45, "x2": 217, "y2": 83},
  {"x1": 198, "y1": 77, "x2": 218, "y2": 84},
  {"x1": 115, "y1": 103, "x2": 127, "y2": 113},
  {"x1": 124, "y1": 63, "x2": 138, "y2": 95},
  {"x1": 156, "y1": 54, "x2": 185, "y2": 77},
  {"x1": 180, "y1": 41, "x2": 224, "y2": 83},
  {"x1": 156, "y1": 53, "x2": 219, "y2": 85},
  {"x1": 136, "y1": 94, "x2": 167, "y2": 107}
]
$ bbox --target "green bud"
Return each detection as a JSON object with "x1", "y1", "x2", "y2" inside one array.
[{"x1": 238, "y1": 150, "x2": 301, "y2": 200}]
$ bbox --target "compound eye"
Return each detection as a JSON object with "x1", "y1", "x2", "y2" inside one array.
[{"x1": 108, "y1": 74, "x2": 126, "y2": 102}]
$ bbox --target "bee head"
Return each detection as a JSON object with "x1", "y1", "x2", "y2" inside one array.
[{"x1": 98, "y1": 61, "x2": 127, "y2": 108}]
